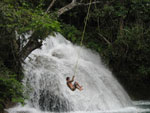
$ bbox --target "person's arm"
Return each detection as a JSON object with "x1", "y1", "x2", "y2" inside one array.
[{"x1": 70, "y1": 76, "x2": 75, "y2": 82}]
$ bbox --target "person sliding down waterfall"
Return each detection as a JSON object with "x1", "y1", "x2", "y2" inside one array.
[{"x1": 66, "y1": 76, "x2": 83, "y2": 91}]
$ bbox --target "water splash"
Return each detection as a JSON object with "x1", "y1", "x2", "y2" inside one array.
[{"x1": 8, "y1": 33, "x2": 132, "y2": 112}]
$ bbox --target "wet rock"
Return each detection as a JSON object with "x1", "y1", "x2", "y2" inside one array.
[{"x1": 39, "y1": 90, "x2": 72, "y2": 112}]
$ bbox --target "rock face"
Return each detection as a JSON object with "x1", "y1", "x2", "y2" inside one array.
[
  {"x1": 0, "y1": 111, "x2": 7, "y2": 113},
  {"x1": 0, "y1": 101, "x2": 16, "y2": 113},
  {"x1": 39, "y1": 90, "x2": 72, "y2": 112}
]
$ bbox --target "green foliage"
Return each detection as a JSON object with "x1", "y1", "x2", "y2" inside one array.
[
  {"x1": 0, "y1": 62, "x2": 25, "y2": 110},
  {"x1": 0, "y1": 0, "x2": 61, "y2": 111},
  {"x1": 0, "y1": 74, "x2": 24, "y2": 100},
  {"x1": 97, "y1": 24, "x2": 150, "y2": 98},
  {"x1": 61, "y1": 24, "x2": 81, "y2": 44},
  {"x1": 0, "y1": 2, "x2": 60, "y2": 39}
]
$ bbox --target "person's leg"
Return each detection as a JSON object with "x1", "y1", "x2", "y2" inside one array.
[
  {"x1": 75, "y1": 82, "x2": 82, "y2": 87},
  {"x1": 74, "y1": 82, "x2": 83, "y2": 91}
]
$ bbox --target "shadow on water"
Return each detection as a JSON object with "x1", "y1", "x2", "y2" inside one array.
[{"x1": 133, "y1": 101, "x2": 150, "y2": 113}]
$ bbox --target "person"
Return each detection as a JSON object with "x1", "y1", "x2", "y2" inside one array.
[{"x1": 66, "y1": 76, "x2": 83, "y2": 91}]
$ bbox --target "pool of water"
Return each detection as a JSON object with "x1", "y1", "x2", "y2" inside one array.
[{"x1": 7, "y1": 101, "x2": 150, "y2": 113}]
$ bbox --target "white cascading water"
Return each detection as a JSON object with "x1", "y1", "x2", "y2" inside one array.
[{"x1": 8, "y1": 33, "x2": 133, "y2": 113}]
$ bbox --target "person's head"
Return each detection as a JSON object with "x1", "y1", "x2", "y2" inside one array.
[{"x1": 66, "y1": 77, "x2": 70, "y2": 81}]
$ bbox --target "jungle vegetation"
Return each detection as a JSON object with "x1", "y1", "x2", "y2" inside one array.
[{"x1": 0, "y1": 0, "x2": 150, "y2": 112}]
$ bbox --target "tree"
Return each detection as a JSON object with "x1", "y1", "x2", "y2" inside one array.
[{"x1": 0, "y1": 0, "x2": 100, "y2": 110}]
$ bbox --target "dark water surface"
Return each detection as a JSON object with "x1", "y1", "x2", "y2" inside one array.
[{"x1": 133, "y1": 101, "x2": 150, "y2": 113}]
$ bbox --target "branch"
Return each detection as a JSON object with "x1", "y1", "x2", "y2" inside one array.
[
  {"x1": 98, "y1": 33, "x2": 111, "y2": 45},
  {"x1": 78, "y1": 1, "x2": 101, "y2": 6},
  {"x1": 19, "y1": 33, "x2": 43, "y2": 61},
  {"x1": 46, "y1": 0, "x2": 57, "y2": 13},
  {"x1": 57, "y1": 0, "x2": 77, "y2": 17},
  {"x1": 57, "y1": 0, "x2": 101, "y2": 17}
]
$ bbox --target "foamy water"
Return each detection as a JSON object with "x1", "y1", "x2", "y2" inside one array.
[
  {"x1": 7, "y1": 103, "x2": 150, "y2": 113},
  {"x1": 7, "y1": 33, "x2": 135, "y2": 113}
]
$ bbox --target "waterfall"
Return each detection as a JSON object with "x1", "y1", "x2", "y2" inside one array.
[{"x1": 8, "y1": 33, "x2": 132, "y2": 113}]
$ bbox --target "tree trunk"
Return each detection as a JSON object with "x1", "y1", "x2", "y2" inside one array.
[
  {"x1": 57, "y1": 0, "x2": 77, "y2": 17},
  {"x1": 119, "y1": 0, "x2": 124, "y2": 37},
  {"x1": 46, "y1": 0, "x2": 57, "y2": 13},
  {"x1": 57, "y1": 0, "x2": 101, "y2": 17},
  {"x1": 19, "y1": 38, "x2": 42, "y2": 61},
  {"x1": 119, "y1": 17, "x2": 124, "y2": 37}
]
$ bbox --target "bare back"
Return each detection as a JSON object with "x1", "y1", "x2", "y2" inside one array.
[{"x1": 67, "y1": 81, "x2": 76, "y2": 91}]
